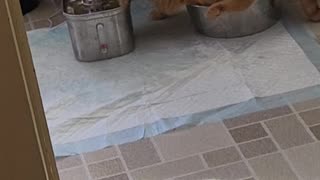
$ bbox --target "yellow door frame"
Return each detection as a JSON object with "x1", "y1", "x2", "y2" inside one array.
[{"x1": 0, "y1": 0, "x2": 59, "y2": 179}]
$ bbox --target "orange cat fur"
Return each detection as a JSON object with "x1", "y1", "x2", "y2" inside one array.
[
  {"x1": 300, "y1": 0, "x2": 320, "y2": 21},
  {"x1": 151, "y1": 0, "x2": 320, "y2": 22},
  {"x1": 150, "y1": 0, "x2": 187, "y2": 20}
]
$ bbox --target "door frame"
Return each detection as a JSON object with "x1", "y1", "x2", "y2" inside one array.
[{"x1": 0, "y1": 0, "x2": 59, "y2": 179}]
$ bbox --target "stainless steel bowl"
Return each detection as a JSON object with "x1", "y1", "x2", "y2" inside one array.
[
  {"x1": 187, "y1": 0, "x2": 281, "y2": 38},
  {"x1": 64, "y1": 6, "x2": 135, "y2": 62}
]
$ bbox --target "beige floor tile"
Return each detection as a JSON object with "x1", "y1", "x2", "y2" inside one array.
[
  {"x1": 99, "y1": 174, "x2": 129, "y2": 180},
  {"x1": 249, "y1": 153, "x2": 298, "y2": 180},
  {"x1": 229, "y1": 123, "x2": 268, "y2": 143},
  {"x1": 32, "y1": 19, "x2": 52, "y2": 29},
  {"x1": 88, "y1": 158, "x2": 124, "y2": 179},
  {"x1": 175, "y1": 162, "x2": 251, "y2": 180},
  {"x1": 130, "y1": 156, "x2": 204, "y2": 180},
  {"x1": 286, "y1": 143, "x2": 320, "y2": 180},
  {"x1": 224, "y1": 106, "x2": 292, "y2": 129},
  {"x1": 265, "y1": 115, "x2": 314, "y2": 149},
  {"x1": 153, "y1": 122, "x2": 234, "y2": 161},
  {"x1": 310, "y1": 125, "x2": 320, "y2": 140},
  {"x1": 202, "y1": 146, "x2": 242, "y2": 168},
  {"x1": 119, "y1": 139, "x2": 161, "y2": 170},
  {"x1": 293, "y1": 98, "x2": 320, "y2": 112},
  {"x1": 299, "y1": 108, "x2": 320, "y2": 126},
  {"x1": 50, "y1": 11, "x2": 65, "y2": 27},
  {"x1": 239, "y1": 138, "x2": 278, "y2": 159},
  {"x1": 83, "y1": 146, "x2": 117, "y2": 164},
  {"x1": 24, "y1": 23, "x2": 32, "y2": 31},
  {"x1": 59, "y1": 167, "x2": 89, "y2": 180},
  {"x1": 56, "y1": 155, "x2": 83, "y2": 170}
]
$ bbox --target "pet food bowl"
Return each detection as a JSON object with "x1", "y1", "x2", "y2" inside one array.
[{"x1": 187, "y1": 0, "x2": 281, "y2": 38}]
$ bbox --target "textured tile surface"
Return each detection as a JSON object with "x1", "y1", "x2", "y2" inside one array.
[
  {"x1": 56, "y1": 155, "x2": 82, "y2": 170},
  {"x1": 299, "y1": 108, "x2": 320, "y2": 126},
  {"x1": 24, "y1": 23, "x2": 32, "y2": 31},
  {"x1": 99, "y1": 174, "x2": 129, "y2": 180},
  {"x1": 249, "y1": 153, "x2": 298, "y2": 180},
  {"x1": 154, "y1": 122, "x2": 233, "y2": 160},
  {"x1": 175, "y1": 162, "x2": 251, "y2": 180},
  {"x1": 286, "y1": 143, "x2": 320, "y2": 180},
  {"x1": 229, "y1": 123, "x2": 268, "y2": 143},
  {"x1": 56, "y1": 98, "x2": 320, "y2": 180},
  {"x1": 88, "y1": 158, "x2": 124, "y2": 179},
  {"x1": 224, "y1": 106, "x2": 292, "y2": 129},
  {"x1": 83, "y1": 147, "x2": 117, "y2": 164},
  {"x1": 50, "y1": 11, "x2": 65, "y2": 27},
  {"x1": 202, "y1": 146, "x2": 242, "y2": 167},
  {"x1": 239, "y1": 138, "x2": 278, "y2": 159},
  {"x1": 310, "y1": 125, "x2": 320, "y2": 140},
  {"x1": 59, "y1": 167, "x2": 89, "y2": 180},
  {"x1": 131, "y1": 156, "x2": 204, "y2": 180},
  {"x1": 265, "y1": 115, "x2": 314, "y2": 149},
  {"x1": 293, "y1": 98, "x2": 320, "y2": 111},
  {"x1": 119, "y1": 139, "x2": 161, "y2": 170},
  {"x1": 32, "y1": 20, "x2": 51, "y2": 29}
]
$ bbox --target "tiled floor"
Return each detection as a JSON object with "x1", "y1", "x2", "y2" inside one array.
[
  {"x1": 56, "y1": 99, "x2": 320, "y2": 180},
  {"x1": 24, "y1": 1, "x2": 320, "y2": 179}
]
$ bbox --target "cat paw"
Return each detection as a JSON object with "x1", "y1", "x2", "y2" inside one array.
[{"x1": 206, "y1": 4, "x2": 223, "y2": 19}]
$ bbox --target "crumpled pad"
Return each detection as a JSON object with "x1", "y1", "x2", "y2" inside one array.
[{"x1": 28, "y1": 15, "x2": 320, "y2": 155}]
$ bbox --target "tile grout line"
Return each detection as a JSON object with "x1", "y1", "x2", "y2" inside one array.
[
  {"x1": 288, "y1": 103, "x2": 318, "y2": 141},
  {"x1": 126, "y1": 153, "x2": 196, "y2": 173},
  {"x1": 295, "y1": 105, "x2": 320, "y2": 114},
  {"x1": 260, "y1": 121, "x2": 303, "y2": 180},
  {"x1": 227, "y1": 112, "x2": 295, "y2": 130},
  {"x1": 221, "y1": 122, "x2": 259, "y2": 180},
  {"x1": 129, "y1": 123, "x2": 293, "y2": 173},
  {"x1": 310, "y1": 122, "x2": 320, "y2": 128},
  {"x1": 25, "y1": 14, "x2": 35, "y2": 30},
  {"x1": 96, "y1": 172, "x2": 129, "y2": 180},
  {"x1": 245, "y1": 151, "x2": 279, "y2": 161},
  {"x1": 85, "y1": 156, "x2": 120, "y2": 166},
  {"x1": 169, "y1": 160, "x2": 247, "y2": 180},
  {"x1": 126, "y1": 142, "x2": 240, "y2": 173},
  {"x1": 57, "y1": 164, "x2": 85, "y2": 173},
  {"x1": 237, "y1": 136, "x2": 271, "y2": 145},
  {"x1": 126, "y1": 143, "x2": 234, "y2": 174},
  {"x1": 198, "y1": 153, "x2": 209, "y2": 169},
  {"x1": 228, "y1": 102, "x2": 320, "y2": 132},
  {"x1": 115, "y1": 145, "x2": 134, "y2": 180},
  {"x1": 80, "y1": 154, "x2": 94, "y2": 180},
  {"x1": 150, "y1": 137, "x2": 166, "y2": 162}
]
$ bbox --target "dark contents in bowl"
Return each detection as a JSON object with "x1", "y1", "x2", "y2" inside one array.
[{"x1": 64, "y1": 0, "x2": 120, "y2": 15}]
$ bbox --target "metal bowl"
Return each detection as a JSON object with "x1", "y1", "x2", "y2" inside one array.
[{"x1": 187, "y1": 0, "x2": 281, "y2": 38}]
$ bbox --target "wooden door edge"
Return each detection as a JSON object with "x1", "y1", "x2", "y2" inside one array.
[{"x1": 4, "y1": 0, "x2": 59, "y2": 179}]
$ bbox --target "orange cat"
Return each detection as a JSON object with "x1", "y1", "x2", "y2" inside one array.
[
  {"x1": 150, "y1": 0, "x2": 189, "y2": 20},
  {"x1": 300, "y1": 0, "x2": 320, "y2": 21},
  {"x1": 151, "y1": 0, "x2": 320, "y2": 22}
]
